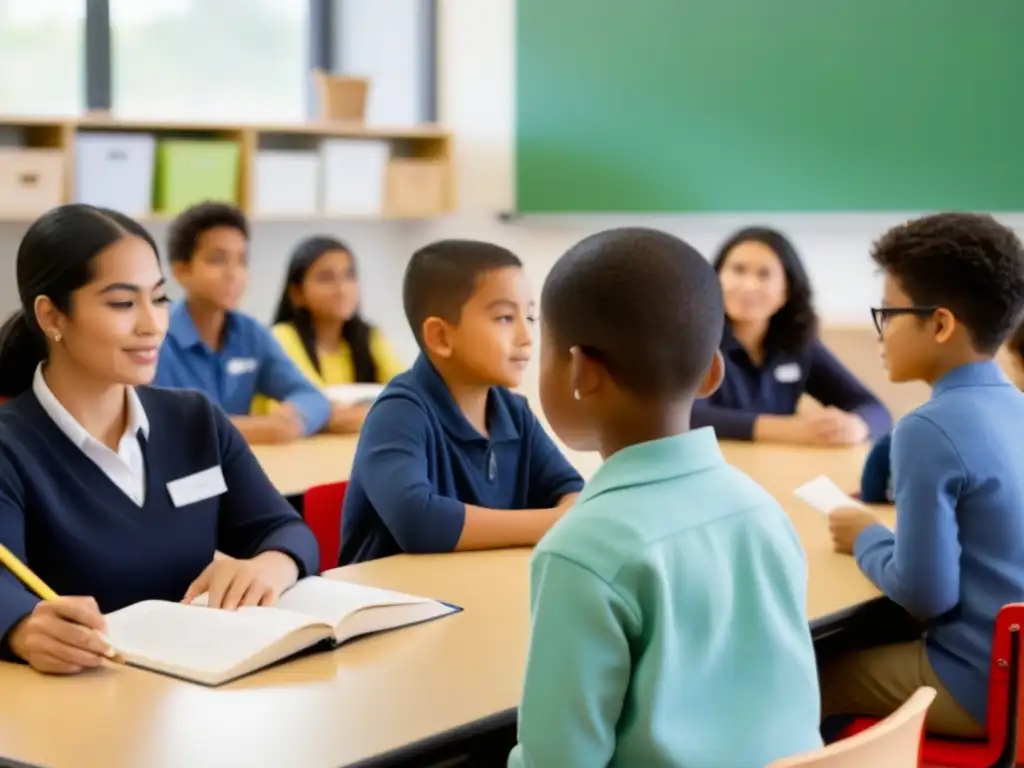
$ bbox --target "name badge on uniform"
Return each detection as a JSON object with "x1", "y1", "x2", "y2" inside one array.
[
  {"x1": 226, "y1": 357, "x2": 258, "y2": 376},
  {"x1": 167, "y1": 466, "x2": 228, "y2": 508},
  {"x1": 773, "y1": 362, "x2": 802, "y2": 383}
]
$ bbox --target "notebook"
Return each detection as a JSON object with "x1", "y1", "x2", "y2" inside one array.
[
  {"x1": 104, "y1": 574, "x2": 459, "y2": 686},
  {"x1": 793, "y1": 475, "x2": 865, "y2": 515},
  {"x1": 323, "y1": 383, "x2": 386, "y2": 406}
]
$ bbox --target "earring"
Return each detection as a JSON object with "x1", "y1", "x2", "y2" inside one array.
[
  {"x1": 573, "y1": 389, "x2": 581, "y2": 401},
  {"x1": 53, "y1": 332, "x2": 62, "y2": 344}
]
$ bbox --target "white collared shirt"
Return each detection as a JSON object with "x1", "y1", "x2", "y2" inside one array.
[{"x1": 32, "y1": 365, "x2": 150, "y2": 506}]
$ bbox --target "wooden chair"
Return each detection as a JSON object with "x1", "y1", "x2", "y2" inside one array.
[
  {"x1": 302, "y1": 481, "x2": 347, "y2": 574},
  {"x1": 769, "y1": 687, "x2": 936, "y2": 767}
]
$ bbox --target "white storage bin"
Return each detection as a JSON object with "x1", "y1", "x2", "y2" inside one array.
[
  {"x1": 254, "y1": 150, "x2": 320, "y2": 216},
  {"x1": 320, "y1": 139, "x2": 390, "y2": 216},
  {"x1": 75, "y1": 132, "x2": 156, "y2": 215}
]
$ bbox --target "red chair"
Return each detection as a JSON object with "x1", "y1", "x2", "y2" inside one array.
[
  {"x1": 837, "y1": 603, "x2": 1023, "y2": 768},
  {"x1": 303, "y1": 481, "x2": 347, "y2": 574}
]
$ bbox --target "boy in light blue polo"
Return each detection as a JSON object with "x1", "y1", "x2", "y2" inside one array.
[
  {"x1": 509, "y1": 228, "x2": 822, "y2": 767},
  {"x1": 154, "y1": 203, "x2": 330, "y2": 444}
]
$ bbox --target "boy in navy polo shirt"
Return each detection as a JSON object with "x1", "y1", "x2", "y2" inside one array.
[
  {"x1": 154, "y1": 202, "x2": 331, "y2": 444},
  {"x1": 339, "y1": 240, "x2": 584, "y2": 565},
  {"x1": 823, "y1": 213, "x2": 1024, "y2": 737}
]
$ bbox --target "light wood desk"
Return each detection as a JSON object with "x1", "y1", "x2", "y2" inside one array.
[
  {"x1": 0, "y1": 444, "x2": 887, "y2": 768},
  {"x1": 252, "y1": 435, "x2": 358, "y2": 497}
]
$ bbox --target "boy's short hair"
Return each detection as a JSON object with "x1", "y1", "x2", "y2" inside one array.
[
  {"x1": 871, "y1": 213, "x2": 1024, "y2": 353},
  {"x1": 542, "y1": 227, "x2": 724, "y2": 396},
  {"x1": 402, "y1": 239, "x2": 522, "y2": 346},
  {"x1": 167, "y1": 202, "x2": 249, "y2": 264}
]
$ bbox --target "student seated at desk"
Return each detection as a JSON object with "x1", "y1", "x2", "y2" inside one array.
[
  {"x1": 860, "y1": 318, "x2": 1024, "y2": 503},
  {"x1": 824, "y1": 212, "x2": 1024, "y2": 737},
  {"x1": 692, "y1": 227, "x2": 892, "y2": 445},
  {"x1": 339, "y1": 240, "x2": 584, "y2": 565},
  {"x1": 508, "y1": 228, "x2": 822, "y2": 767},
  {"x1": 0, "y1": 205, "x2": 318, "y2": 675},
  {"x1": 255, "y1": 236, "x2": 404, "y2": 434},
  {"x1": 153, "y1": 202, "x2": 331, "y2": 444}
]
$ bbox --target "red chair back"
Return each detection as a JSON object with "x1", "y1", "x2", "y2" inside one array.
[
  {"x1": 303, "y1": 481, "x2": 347, "y2": 574},
  {"x1": 981, "y1": 602, "x2": 1024, "y2": 767}
]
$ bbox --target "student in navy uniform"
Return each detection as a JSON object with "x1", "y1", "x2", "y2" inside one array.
[
  {"x1": 154, "y1": 202, "x2": 331, "y2": 444},
  {"x1": 824, "y1": 213, "x2": 1024, "y2": 737},
  {"x1": 340, "y1": 240, "x2": 584, "y2": 565},
  {"x1": 0, "y1": 205, "x2": 318, "y2": 676},
  {"x1": 509, "y1": 228, "x2": 822, "y2": 767},
  {"x1": 692, "y1": 227, "x2": 891, "y2": 445}
]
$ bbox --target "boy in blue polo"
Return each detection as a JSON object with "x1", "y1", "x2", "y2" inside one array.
[
  {"x1": 339, "y1": 240, "x2": 583, "y2": 565},
  {"x1": 824, "y1": 213, "x2": 1024, "y2": 737},
  {"x1": 154, "y1": 202, "x2": 330, "y2": 444},
  {"x1": 509, "y1": 228, "x2": 821, "y2": 767}
]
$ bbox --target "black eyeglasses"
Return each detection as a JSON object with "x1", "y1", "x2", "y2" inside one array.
[{"x1": 870, "y1": 306, "x2": 940, "y2": 337}]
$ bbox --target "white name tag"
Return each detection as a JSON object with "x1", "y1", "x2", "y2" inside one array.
[
  {"x1": 226, "y1": 357, "x2": 258, "y2": 376},
  {"x1": 167, "y1": 466, "x2": 228, "y2": 508},
  {"x1": 773, "y1": 362, "x2": 802, "y2": 383}
]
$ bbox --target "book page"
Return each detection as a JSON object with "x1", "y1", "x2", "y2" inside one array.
[
  {"x1": 793, "y1": 475, "x2": 865, "y2": 515},
  {"x1": 323, "y1": 383, "x2": 385, "y2": 406},
  {"x1": 105, "y1": 600, "x2": 327, "y2": 678},
  {"x1": 276, "y1": 577, "x2": 434, "y2": 629}
]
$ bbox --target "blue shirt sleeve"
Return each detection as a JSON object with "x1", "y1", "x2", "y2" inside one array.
[
  {"x1": 691, "y1": 399, "x2": 759, "y2": 441},
  {"x1": 804, "y1": 341, "x2": 892, "y2": 439},
  {"x1": 854, "y1": 414, "x2": 963, "y2": 620},
  {"x1": 211, "y1": 403, "x2": 320, "y2": 576},
  {"x1": 0, "y1": 453, "x2": 41, "y2": 660},
  {"x1": 356, "y1": 396, "x2": 466, "y2": 554},
  {"x1": 509, "y1": 552, "x2": 633, "y2": 767},
  {"x1": 255, "y1": 330, "x2": 331, "y2": 435},
  {"x1": 523, "y1": 408, "x2": 584, "y2": 508}
]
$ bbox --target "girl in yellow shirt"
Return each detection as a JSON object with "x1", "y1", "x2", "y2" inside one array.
[{"x1": 260, "y1": 236, "x2": 404, "y2": 433}]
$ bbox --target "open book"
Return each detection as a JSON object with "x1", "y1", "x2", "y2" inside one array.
[
  {"x1": 104, "y1": 574, "x2": 459, "y2": 686},
  {"x1": 323, "y1": 383, "x2": 386, "y2": 406}
]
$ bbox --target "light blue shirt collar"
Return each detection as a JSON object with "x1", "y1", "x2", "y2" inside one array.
[
  {"x1": 167, "y1": 301, "x2": 237, "y2": 351},
  {"x1": 578, "y1": 427, "x2": 724, "y2": 505},
  {"x1": 933, "y1": 360, "x2": 1010, "y2": 396}
]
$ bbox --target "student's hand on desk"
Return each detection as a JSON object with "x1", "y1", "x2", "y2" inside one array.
[
  {"x1": 829, "y1": 507, "x2": 881, "y2": 555},
  {"x1": 232, "y1": 406, "x2": 304, "y2": 444},
  {"x1": 328, "y1": 402, "x2": 370, "y2": 434},
  {"x1": 183, "y1": 551, "x2": 299, "y2": 610},
  {"x1": 7, "y1": 597, "x2": 115, "y2": 674},
  {"x1": 798, "y1": 409, "x2": 870, "y2": 446}
]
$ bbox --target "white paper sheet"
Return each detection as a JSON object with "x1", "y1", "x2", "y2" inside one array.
[{"x1": 793, "y1": 475, "x2": 865, "y2": 515}]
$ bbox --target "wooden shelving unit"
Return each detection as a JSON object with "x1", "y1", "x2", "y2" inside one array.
[{"x1": 0, "y1": 115, "x2": 455, "y2": 221}]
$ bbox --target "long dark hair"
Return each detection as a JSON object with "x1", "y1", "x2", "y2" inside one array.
[
  {"x1": 711, "y1": 226, "x2": 818, "y2": 354},
  {"x1": 0, "y1": 204, "x2": 159, "y2": 398},
  {"x1": 273, "y1": 236, "x2": 377, "y2": 383}
]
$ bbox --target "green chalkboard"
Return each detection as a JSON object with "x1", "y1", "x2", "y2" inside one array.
[{"x1": 516, "y1": 1, "x2": 1024, "y2": 213}]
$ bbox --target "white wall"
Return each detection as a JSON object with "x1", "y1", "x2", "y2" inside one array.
[{"x1": 1, "y1": 0, "x2": 1021, "y2": 388}]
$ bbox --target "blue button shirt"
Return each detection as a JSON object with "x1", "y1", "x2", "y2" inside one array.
[
  {"x1": 692, "y1": 326, "x2": 892, "y2": 440},
  {"x1": 855, "y1": 361, "x2": 1024, "y2": 725},
  {"x1": 155, "y1": 302, "x2": 330, "y2": 435},
  {"x1": 340, "y1": 355, "x2": 584, "y2": 565},
  {"x1": 509, "y1": 429, "x2": 822, "y2": 767}
]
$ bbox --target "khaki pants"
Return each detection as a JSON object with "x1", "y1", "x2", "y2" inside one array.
[{"x1": 819, "y1": 640, "x2": 986, "y2": 738}]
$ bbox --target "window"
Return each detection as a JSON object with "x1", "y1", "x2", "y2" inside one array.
[
  {"x1": 110, "y1": 0, "x2": 309, "y2": 122},
  {"x1": 0, "y1": 0, "x2": 85, "y2": 116}
]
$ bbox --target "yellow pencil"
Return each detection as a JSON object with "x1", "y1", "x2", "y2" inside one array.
[{"x1": 0, "y1": 542, "x2": 121, "y2": 663}]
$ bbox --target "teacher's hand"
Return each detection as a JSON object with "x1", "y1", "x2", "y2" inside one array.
[
  {"x1": 183, "y1": 551, "x2": 300, "y2": 610},
  {"x1": 7, "y1": 597, "x2": 114, "y2": 675}
]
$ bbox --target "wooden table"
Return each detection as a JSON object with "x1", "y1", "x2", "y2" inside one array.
[
  {"x1": 0, "y1": 443, "x2": 888, "y2": 768},
  {"x1": 252, "y1": 435, "x2": 358, "y2": 497}
]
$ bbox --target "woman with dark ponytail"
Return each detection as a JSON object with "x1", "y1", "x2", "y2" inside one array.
[
  {"x1": 258, "y1": 236, "x2": 403, "y2": 433},
  {"x1": 0, "y1": 205, "x2": 317, "y2": 676}
]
